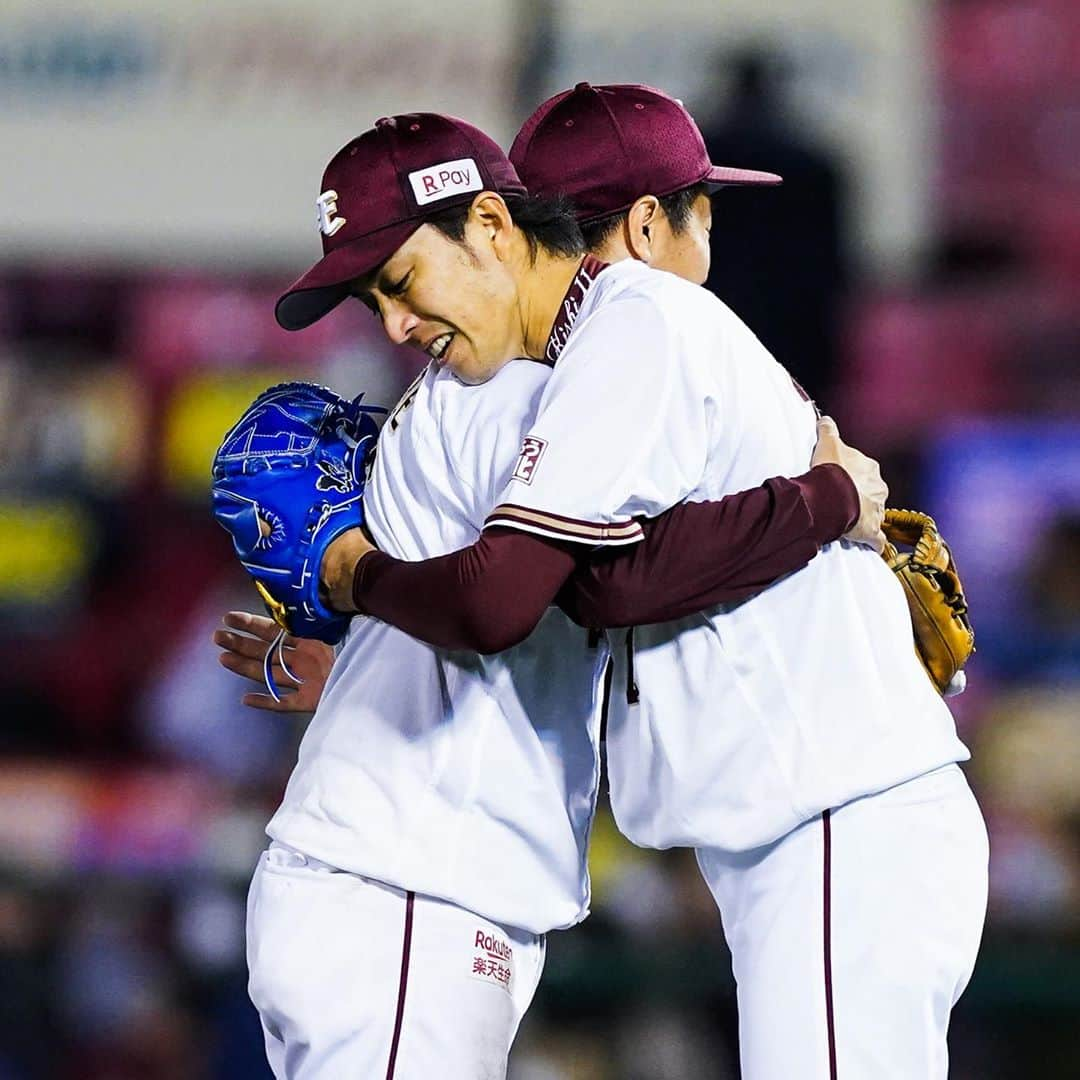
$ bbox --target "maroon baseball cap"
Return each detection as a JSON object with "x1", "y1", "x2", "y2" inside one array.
[
  {"x1": 276, "y1": 113, "x2": 527, "y2": 331},
  {"x1": 511, "y1": 82, "x2": 782, "y2": 224}
]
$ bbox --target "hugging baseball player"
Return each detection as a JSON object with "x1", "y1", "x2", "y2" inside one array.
[{"x1": 215, "y1": 87, "x2": 985, "y2": 1079}]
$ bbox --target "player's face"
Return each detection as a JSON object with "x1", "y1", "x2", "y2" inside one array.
[
  {"x1": 354, "y1": 219, "x2": 522, "y2": 385},
  {"x1": 651, "y1": 193, "x2": 713, "y2": 285}
]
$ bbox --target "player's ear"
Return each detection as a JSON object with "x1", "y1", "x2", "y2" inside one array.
[
  {"x1": 625, "y1": 195, "x2": 660, "y2": 265},
  {"x1": 467, "y1": 192, "x2": 514, "y2": 259}
]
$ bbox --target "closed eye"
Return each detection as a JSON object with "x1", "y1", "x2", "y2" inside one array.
[{"x1": 386, "y1": 271, "x2": 411, "y2": 296}]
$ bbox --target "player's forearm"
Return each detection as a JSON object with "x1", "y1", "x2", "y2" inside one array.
[
  {"x1": 558, "y1": 463, "x2": 859, "y2": 628},
  {"x1": 351, "y1": 528, "x2": 579, "y2": 654}
]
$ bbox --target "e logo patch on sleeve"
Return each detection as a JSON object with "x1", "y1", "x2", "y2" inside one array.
[{"x1": 511, "y1": 437, "x2": 547, "y2": 485}]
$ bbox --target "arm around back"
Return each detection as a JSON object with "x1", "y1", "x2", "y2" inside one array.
[{"x1": 559, "y1": 463, "x2": 859, "y2": 628}]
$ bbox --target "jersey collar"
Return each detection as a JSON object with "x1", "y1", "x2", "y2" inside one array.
[{"x1": 543, "y1": 255, "x2": 608, "y2": 365}]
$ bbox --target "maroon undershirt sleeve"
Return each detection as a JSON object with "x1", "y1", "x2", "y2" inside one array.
[
  {"x1": 352, "y1": 462, "x2": 858, "y2": 654},
  {"x1": 557, "y1": 462, "x2": 858, "y2": 628},
  {"x1": 353, "y1": 528, "x2": 577, "y2": 655}
]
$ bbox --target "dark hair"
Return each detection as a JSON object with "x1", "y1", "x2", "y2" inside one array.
[
  {"x1": 580, "y1": 181, "x2": 710, "y2": 251},
  {"x1": 425, "y1": 193, "x2": 584, "y2": 262}
]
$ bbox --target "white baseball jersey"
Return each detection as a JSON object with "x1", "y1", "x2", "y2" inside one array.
[
  {"x1": 266, "y1": 358, "x2": 608, "y2": 935},
  {"x1": 489, "y1": 259, "x2": 970, "y2": 852}
]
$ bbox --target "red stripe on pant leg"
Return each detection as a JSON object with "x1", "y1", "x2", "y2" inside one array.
[
  {"x1": 823, "y1": 810, "x2": 838, "y2": 1080},
  {"x1": 385, "y1": 890, "x2": 416, "y2": 1080}
]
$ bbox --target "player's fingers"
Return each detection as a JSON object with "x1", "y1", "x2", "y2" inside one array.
[
  {"x1": 810, "y1": 417, "x2": 844, "y2": 468},
  {"x1": 215, "y1": 627, "x2": 306, "y2": 665},
  {"x1": 275, "y1": 655, "x2": 306, "y2": 686},
  {"x1": 241, "y1": 691, "x2": 302, "y2": 713},
  {"x1": 217, "y1": 650, "x2": 268, "y2": 684},
  {"x1": 213, "y1": 629, "x2": 271, "y2": 662},
  {"x1": 217, "y1": 646, "x2": 302, "y2": 686},
  {"x1": 223, "y1": 611, "x2": 284, "y2": 643}
]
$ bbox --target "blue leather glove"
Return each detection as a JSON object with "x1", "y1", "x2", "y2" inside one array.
[{"x1": 212, "y1": 382, "x2": 386, "y2": 646}]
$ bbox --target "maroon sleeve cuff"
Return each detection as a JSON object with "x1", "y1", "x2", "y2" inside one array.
[
  {"x1": 792, "y1": 463, "x2": 859, "y2": 544},
  {"x1": 352, "y1": 549, "x2": 395, "y2": 606}
]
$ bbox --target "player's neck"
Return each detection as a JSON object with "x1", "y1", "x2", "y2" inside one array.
[{"x1": 517, "y1": 251, "x2": 585, "y2": 361}]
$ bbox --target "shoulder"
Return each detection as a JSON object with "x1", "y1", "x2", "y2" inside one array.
[
  {"x1": 582, "y1": 262, "x2": 731, "y2": 336},
  {"x1": 604, "y1": 264, "x2": 769, "y2": 364},
  {"x1": 555, "y1": 264, "x2": 723, "y2": 372},
  {"x1": 380, "y1": 357, "x2": 548, "y2": 436},
  {"x1": 432, "y1": 358, "x2": 550, "y2": 429}
]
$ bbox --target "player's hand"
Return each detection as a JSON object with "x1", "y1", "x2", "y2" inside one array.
[
  {"x1": 810, "y1": 416, "x2": 888, "y2": 553},
  {"x1": 213, "y1": 611, "x2": 334, "y2": 713},
  {"x1": 320, "y1": 526, "x2": 377, "y2": 613}
]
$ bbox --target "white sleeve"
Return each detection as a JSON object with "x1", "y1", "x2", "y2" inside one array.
[{"x1": 485, "y1": 297, "x2": 713, "y2": 546}]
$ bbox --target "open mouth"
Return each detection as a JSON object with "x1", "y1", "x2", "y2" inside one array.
[{"x1": 427, "y1": 332, "x2": 454, "y2": 364}]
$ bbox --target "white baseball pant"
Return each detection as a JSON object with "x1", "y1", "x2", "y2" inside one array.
[
  {"x1": 697, "y1": 764, "x2": 989, "y2": 1079},
  {"x1": 246, "y1": 843, "x2": 545, "y2": 1079}
]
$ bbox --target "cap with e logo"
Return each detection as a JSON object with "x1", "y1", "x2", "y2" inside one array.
[{"x1": 276, "y1": 113, "x2": 527, "y2": 331}]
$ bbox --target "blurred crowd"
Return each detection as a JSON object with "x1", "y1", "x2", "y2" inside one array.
[{"x1": 3, "y1": 1, "x2": 1080, "y2": 1077}]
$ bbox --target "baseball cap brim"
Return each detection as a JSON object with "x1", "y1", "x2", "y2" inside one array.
[
  {"x1": 275, "y1": 218, "x2": 423, "y2": 331},
  {"x1": 702, "y1": 165, "x2": 783, "y2": 188}
]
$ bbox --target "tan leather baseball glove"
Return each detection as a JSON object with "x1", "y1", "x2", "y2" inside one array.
[{"x1": 881, "y1": 509, "x2": 975, "y2": 697}]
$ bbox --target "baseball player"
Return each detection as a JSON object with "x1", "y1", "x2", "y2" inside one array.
[
  {"x1": 289, "y1": 99, "x2": 988, "y2": 1078},
  {"x1": 218, "y1": 86, "x2": 839, "y2": 715},
  {"x1": 227, "y1": 114, "x2": 883, "y2": 1079}
]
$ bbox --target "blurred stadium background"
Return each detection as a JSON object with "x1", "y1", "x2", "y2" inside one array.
[{"x1": 2, "y1": 0, "x2": 1078, "y2": 1076}]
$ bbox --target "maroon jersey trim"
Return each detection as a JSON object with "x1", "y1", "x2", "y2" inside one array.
[{"x1": 543, "y1": 255, "x2": 609, "y2": 365}]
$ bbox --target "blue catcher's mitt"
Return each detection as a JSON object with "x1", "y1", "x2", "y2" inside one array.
[{"x1": 211, "y1": 382, "x2": 386, "y2": 659}]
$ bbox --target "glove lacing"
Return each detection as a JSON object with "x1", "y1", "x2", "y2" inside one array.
[{"x1": 262, "y1": 628, "x2": 305, "y2": 703}]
